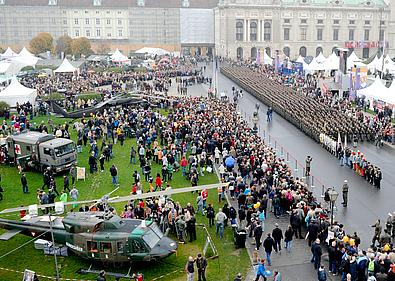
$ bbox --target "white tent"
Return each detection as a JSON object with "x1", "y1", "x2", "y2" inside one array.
[
  {"x1": 1, "y1": 47, "x2": 18, "y2": 59},
  {"x1": 383, "y1": 55, "x2": 395, "y2": 73},
  {"x1": 10, "y1": 55, "x2": 40, "y2": 68},
  {"x1": 357, "y1": 77, "x2": 392, "y2": 103},
  {"x1": 135, "y1": 47, "x2": 170, "y2": 56},
  {"x1": 306, "y1": 57, "x2": 326, "y2": 72},
  {"x1": 110, "y1": 48, "x2": 130, "y2": 63},
  {"x1": 323, "y1": 52, "x2": 339, "y2": 70},
  {"x1": 263, "y1": 51, "x2": 273, "y2": 65},
  {"x1": 54, "y1": 58, "x2": 77, "y2": 74},
  {"x1": 0, "y1": 61, "x2": 25, "y2": 77},
  {"x1": 367, "y1": 55, "x2": 381, "y2": 71},
  {"x1": 0, "y1": 77, "x2": 37, "y2": 107},
  {"x1": 296, "y1": 55, "x2": 304, "y2": 63},
  {"x1": 347, "y1": 51, "x2": 360, "y2": 67},
  {"x1": 19, "y1": 47, "x2": 34, "y2": 57},
  {"x1": 315, "y1": 52, "x2": 327, "y2": 64}
]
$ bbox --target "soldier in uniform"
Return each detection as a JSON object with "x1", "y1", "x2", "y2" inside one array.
[
  {"x1": 342, "y1": 180, "x2": 349, "y2": 207},
  {"x1": 371, "y1": 219, "x2": 382, "y2": 247},
  {"x1": 374, "y1": 168, "x2": 382, "y2": 189}
]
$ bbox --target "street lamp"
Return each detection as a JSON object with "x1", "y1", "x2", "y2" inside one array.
[{"x1": 328, "y1": 189, "x2": 339, "y2": 226}]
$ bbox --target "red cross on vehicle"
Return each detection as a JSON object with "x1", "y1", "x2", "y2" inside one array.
[{"x1": 14, "y1": 144, "x2": 21, "y2": 155}]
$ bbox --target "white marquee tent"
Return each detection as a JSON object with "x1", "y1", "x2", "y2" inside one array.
[
  {"x1": 0, "y1": 77, "x2": 37, "y2": 107},
  {"x1": 357, "y1": 77, "x2": 393, "y2": 103},
  {"x1": 323, "y1": 52, "x2": 339, "y2": 70},
  {"x1": 0, "y1": 47, "x2": 18, "y2": 59},
  {"x1": 18, "y1": 47, "x2": 34, "y2": 57},
  {"x1": 315, "y1": 52, "x2": 327, "y2": 64},
  {"x1": 135, "y1": 47, "x2": 170, "y2": 56},
  {"x1": 305, "y1": 57, "x2": 326, "y2": 72},
  {"x1": 110, "y1": 48, "x2": 130, "y2": 63},
  {"x1": 54, "y1": 58, "x2": 77, "y2": 74},
  {"x1": 347, "y1": 51, "x2": 361, "y2": 68},
  {"x1": 263, "y1": 51, "x2": 273, "y2": 65}
]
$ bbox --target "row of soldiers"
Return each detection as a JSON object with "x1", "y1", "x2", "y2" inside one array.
[{"x1": 221, "y1": 67, "x2": 376, "y2": 143}]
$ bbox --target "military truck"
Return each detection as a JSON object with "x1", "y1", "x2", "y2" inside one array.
[{"x1": 6, "y1": 131, "x2": 76, "y2": 172}]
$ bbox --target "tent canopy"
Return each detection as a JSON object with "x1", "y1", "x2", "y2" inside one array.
[
  {"x1": 19, "y1": 47, "x2": 34, "y2": 57},
  {"x1": 305, "y1": 57, "x2": 326, "y2": 72},
  {"x1": 323, "y1": 52, "x2": 339, "y2": 70},
  {"x1": 263, "y1": 51, "x2": 273, "y2": 65},
  {"x1": 135, "y1": 47, "x2": 170, "y2": 56},
  {"x1": 357, "y1": 77, "x2": 394, "y2": 104},
  {"x1": 315, "y1": 52, "x2": 327, "y2": 64},
  {"x1": 54, "y1": 58, "x2": 77, "y2": 73},
  {"x1": 1, "y1": 47, "x2": 18, "y2": 58},
  {"x1": 0, "y1": 77, "x2": 37, "y2": 107},
  {"x1": 110, "y1": 48, "x2": 130, "y2": 63}
]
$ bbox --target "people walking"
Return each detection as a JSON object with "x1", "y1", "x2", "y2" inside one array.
[
  {"x1": 63, "y1": 175, "x2": 70, "y2": 192},
  {"x1": 263, "y1": 233, "x2": 275, "y2": 266},
  {"x1": 69, "y1": 186, "x2": 79, "y2": 209},
  {"x1": 215, "y1": 208, "x2": 227, "y2": 238},
  {"x1": 255, "y1": 259, "x2": 267, "y2": 281},
  {"x1": 311, "y1": 239, "x2": 323, "y2": 270},
  {"x1": 371, "y1": 219, "x2": 382, "y2": 247},
  {"x1": 196, "y1": 253, "x2": 207, "y2": 281},
  {"x1": 254, "y1": 221, "x2": 263, "y2": 251},
  {"x1": 272, "y1": 223, "x2": 283, "y2": 253},
  {"x1": 305, "y1": 156, "x2": 312, "y2": 176},
  {"x1": 317, "y1": 265, "x2": 327, "y2": 281},
  {"x1": 21, "y1": 173, "x2": 28, "y2": 193},
  {"x1": 284, "y1": 225, "x2": 293, "y2": 252},
  {"x1": 185, "y1": 256, "x2": 195, "y2": 281},
  {"x1": 109, "y1": 164, "x2": 118, "y2": 186}
]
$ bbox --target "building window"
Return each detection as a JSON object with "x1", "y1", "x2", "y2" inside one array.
[
  {"x1": 317, "y1": 29, "x2": 323, "y2": 41},
  {"x1": 250, "y1": 22, "x2": 257, "y2": 41},
  {"x1": 364, "y1": 20, "x2": 370, "y2": 25},
  {"x1": 265, "y1": 47, "x2": 271, "y2": 57},
  {"x1": 284, "y1": 19, "x2": 290, "y2": 24},
  {"x1": 333, "y1": 19, "x2": 340, "y2": 25},
  {"x1": 74, "y1": 18, "x2": 79, "y2": 25},
  {"x1": 63, "y1": 19, "x2": 67, "y2": 25},
  {"x1": 93, "y1": 0, "x2": 102, "y2": 6},
  {"x1": 75, "y1": 30, "x2": 80, "y2": 37},
  {"x1": 379, "y1": 29, "x2": 384, "y2": 41},
  {"x1": 48, "y1": 0, "x2": 57, "y2": 5},
  {"x1": 236, "y1": 21, "x2": 244, "y2": 41},
  {"x1": 364, "y1": 29, "x2": 369, "y2": 41},
  {"x1": 300, "y1": 28, "x2": 307, "y2": 41},
  {"x1": 380, "y1": 20, "x2": 385, "y2": 26},
  {"x1": 107, "y1": 32, "x2": 112, "y2": 38},
  {"x1": 362, "y1": 47, "x2": 369, "y2": 58},
  {"x1": 301, "y1": 19, "x2": 307, "y2": 24},
  {"x1": 349, "y1": 20, "x2": 355, "y2": 25},
  {"x1": 106, "y1": 19, "x2": 111, "y2": 25},
  {"x1": 348, "y1": 29, "x2": 354, "y2": 40},
  {"x1": 85, "y1": 30, "x2": 90, "y2": 37},
  {"x1": 96, "y1": 29, "x2": 101, "y2": 37},
  {"x1": 264, "y1": 22, "x2": 271, "y2": 41},
  {"x1": 283, "y1": 46, "x2": 290, "y2": 57},
  {"x1": 317, "y1": 19, "x2": 323, "y2": 24},
  {"x1": 96, "y1": 18, "x2": 100, "y2": 25},
  {"x1": 299, "y1": 46, "x2": 307, "y2": 57},
  {"x1": 251, "y1": 47, "x2": 257, "y2": 59},
  {"x1": 118, "y1": 29, "x2": 123, "y2": 37},
  {"x1": 333, "y1": 29, "x2": 339, "y2": 41},
  {"x1": 85, "y1": 18, "x2": 90, "y2": 25},
  {"x1": 284, "y1": 28, "x2": 290, "y2": 40},
  {"x1": 118, "y1": 19, "x2": 122, "y2": 25}
]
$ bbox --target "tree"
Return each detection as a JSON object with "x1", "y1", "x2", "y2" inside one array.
[
  {"x1": 0, "y1": 46, "x2": 5, "y2": 54},
  {"x1": 96, "y1": 41, "x2": 111, "y2": 55},
  {"x1": 71, "y1": 37, "x2": 93, "y2": 57},
  {"x1": 29, "y1": 32, "x2": 54, "y2": 54},
  {"x1": 56, "y1": 35, "x2": 73, "y2": 56}
]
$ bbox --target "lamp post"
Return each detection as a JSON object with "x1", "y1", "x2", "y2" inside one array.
[{"x1": 328, "y1": 189, "x2": 339, "y2": 226}]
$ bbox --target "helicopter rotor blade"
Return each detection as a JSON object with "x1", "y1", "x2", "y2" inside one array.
[{"x1": 0, "y1": 183, "x2": 226, "y2": 215}]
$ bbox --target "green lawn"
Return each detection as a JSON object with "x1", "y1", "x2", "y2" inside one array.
[{"x1": 0, "y1": 115, "x2": 250, "y2": 281}]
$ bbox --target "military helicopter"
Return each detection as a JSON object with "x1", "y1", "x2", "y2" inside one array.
[{"x1": 0, "y1": 183, "x2": 223, "y2": 265}]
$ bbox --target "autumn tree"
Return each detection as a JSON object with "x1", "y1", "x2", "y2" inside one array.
[
  {"x1": 56, "y1": 35, "x2": 73, "y2": 56},
  {"x1": 96, "y1": 41, "x2": 111, "y2": 55},
  {"x1": 29, "y1": 32, "x2": 54, "y2": 54},
  {"x1": 71, "y1": 37, "x2": 93, "y2": 57},
  {"x1": 0, "y1": 46, "x2": 5, "y2": 54}
]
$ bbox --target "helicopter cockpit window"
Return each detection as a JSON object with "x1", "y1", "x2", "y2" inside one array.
[
  {"x1": 142, "y1": 229, "x2": 160, "y2": 249},
  {"x1": 117, "y1": 242, "x2": 124, "y2": 252},
  {"x1": 100, "y1": 242, "x2": 112, "y2": 253},
  {"x1": 87, "y1": 241, "x2": 98, "y2": 252},
  {"x1": 131, "y1": 240, "x2": 146, "y2": 253}
]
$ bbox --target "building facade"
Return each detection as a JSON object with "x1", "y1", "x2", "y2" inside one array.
[
  {"x1": 215, "y1": 0, "x2": 391, "y2": 60},
  {"x1": 0, "y1": 0, "x2": 393, "y2": 59}
]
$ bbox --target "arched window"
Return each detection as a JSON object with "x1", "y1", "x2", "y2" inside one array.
[
  {"x1": 316, "y1": 47, "x2": 323, "y2": 56},
  {"x1": 299, "y1": 46, "x2": 307, "y2": 57},
  {"x1": 362, "y1": 47, "x2": 369, "y2": 59},
  {"x1": 237, "y1": 47, "x2": 243, "y2": 59},
  {"x1": 265, "y1": 47, "x2": 271, "y2": 57},
  {"x1": 332, "y1": 46, "x2": 338, "y2": 54},
  {"x1": 236, "y1": 21, "x2": 244, "y2": 41},
  {"x1": 250, "y1": 22, "x2": 257, "y2": 41},
  {"x1": 264, "y1": 22, "x2": 271, "y2": 41},
  {"x1": 283, "y1": 46, "x2": 290, "y2": 57},
  {"x1": 251, "y1": 47, "x2": 257, "y2": 59}
]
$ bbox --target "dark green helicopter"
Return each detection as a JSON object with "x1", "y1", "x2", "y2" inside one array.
[{"x1": 0, "y1": 183, "x2": 223, "y2": 264}]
